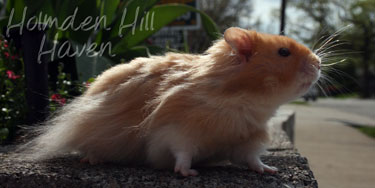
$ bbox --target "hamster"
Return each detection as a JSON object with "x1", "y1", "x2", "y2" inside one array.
[{"x1": 24, "y1": 27, "x2": 321, "y2": 176}]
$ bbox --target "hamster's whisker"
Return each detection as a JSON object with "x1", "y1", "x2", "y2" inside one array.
[
  {"x1": 323, "y1": 76, "x2": 353, "y2": 96},
  {"x1": 315, "y1": 36, "x2": 339, "y2": 54},
  {"x1": 319, "y1": 49, "x2": 358, "y2": 62},
  {"x1": 320, "y1": 59, "x2": 346, "y2": 67},
  {"x1": 315, "y1": 81, "x2": 329, "y2": 97},
  {"x1": 18, "y1": 28, "x2": 329, "y2": 176},
  {"x1": 318, "y1": 48, "x2": 352, "y2": 55},
  {"x1": 314, "y1": 25, "x2": 352, "y2": 54},
  {"x1": 312, "y1": 25, "x2": 335, "y2": 52},
  {"x1": 323, "y1": 66, "x2": 358, "y2": 84},
  {"x1": 321, "y1": 60, "x2": 343, "y2": 66},
  {"x1": 320, "y1": 75, "x2": 337, "y2": 87},
  {"x1": 315, "y1": 40, "x2": 346, "y2": 55},
  {"x1": 319, "y1": 65, "x2": 358, "y2": 96},
  {"x1": 320, "y1": 55, "x2": 347, "y2": 63},
  {"x1": 316, "y1": 41, "x2": 350, "y2": 55},
  {"x1": 318, "y1": 49, "x2": 348, "y2": 59},
  {"x1": 319, "y1": 50, "x2": 359, "y2": 59},
  {"x1": 312, "y1": 34, "x2": 330, "y2": 52},
  {"x1": 318, "y1": 75, "x2": 342, "y2": 96}
]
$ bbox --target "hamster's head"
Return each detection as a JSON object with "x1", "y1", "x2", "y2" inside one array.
[{"x1": 223, "y1": 27, "x2": 321, "y2": 102}]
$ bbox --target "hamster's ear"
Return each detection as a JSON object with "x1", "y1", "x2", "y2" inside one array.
[{"x1": 224, "y1": 27, "x2": 255, "y2": 63}]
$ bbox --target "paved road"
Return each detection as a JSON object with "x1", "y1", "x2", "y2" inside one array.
[
  {"x1": 282, "y1": 103, "x2": 375, "y2": 188},
  {"x1": 310, "y1": 98, "x2": 375, "y2": 122}
]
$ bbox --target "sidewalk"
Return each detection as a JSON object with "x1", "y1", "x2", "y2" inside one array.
[{"x1": 283, "y1": 104, "x2": 375, "y2": 188}]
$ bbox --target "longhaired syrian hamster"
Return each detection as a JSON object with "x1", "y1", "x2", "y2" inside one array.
[{"x1": 24, "y1": 27, "x2": 321, "y2": 176}]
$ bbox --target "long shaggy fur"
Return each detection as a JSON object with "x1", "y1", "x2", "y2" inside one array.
[{"x1": 20, "y1": 28, "x2": 320, "y2": 174}]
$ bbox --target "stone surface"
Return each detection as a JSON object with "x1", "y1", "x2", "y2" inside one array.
[
  {"x1": 0, "y1": 111, "x2": 317, "y2": 188},
  {"x1": 0, "y1": 151, "x2": 317, "y2": 188}
]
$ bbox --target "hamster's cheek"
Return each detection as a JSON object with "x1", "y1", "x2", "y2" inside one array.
[
  {"x1": 263, "y1": 76, "x2": 279, "y2": 91},
  {"x1": 294, "y1": 60, "x2": 320, "y2": 95}
]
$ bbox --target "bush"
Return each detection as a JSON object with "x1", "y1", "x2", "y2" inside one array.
[
  {"x1": 0, "y1": 35, "x2": 89, "y2": 143},
  {"x1": 0, "y1": 35, "x2": 27, "y2": 143},
  {"x1": 0, "y1": 1, "x2": 220, "y2": 143}
]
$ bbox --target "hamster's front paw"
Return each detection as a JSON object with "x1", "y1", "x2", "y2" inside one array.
[
  {"x1": 248, "y1": 157, "x2": 278, "y2": 174},
  {"x1": 250, "y1": 163, "x2": 278, "y2": 174},
  {"x1": 174, "y1": 165, "x2": 199, "y2": 177},
  {"x1": 173, "y1": 151, "x2": 199, "y2": 176}
]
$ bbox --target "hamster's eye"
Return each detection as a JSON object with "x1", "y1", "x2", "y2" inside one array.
[{"x1": 278, "y1": 47, "x2": 290, "y2": 57}]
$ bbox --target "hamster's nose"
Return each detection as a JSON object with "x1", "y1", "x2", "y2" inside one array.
[
  {"x1": 311, "y1": 55, "x2": 321, "y2": 70},
  {"x1": 313, "y1": 61, "x2": 320, "y2": 70}
]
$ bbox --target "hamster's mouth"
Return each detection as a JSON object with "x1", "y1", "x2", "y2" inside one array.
[
  {"x1": 296, "y1": 55, "x2": 321, "y2": 95},
  {"x1": 298, "y1": 82, "x2": 313, "y2": 93},
  {"x1": 299, "y1": 61, "x2": 321, "y2": 85},
  {"x1": 297, "y1": 68, "x2": 320, "y2": 94}
]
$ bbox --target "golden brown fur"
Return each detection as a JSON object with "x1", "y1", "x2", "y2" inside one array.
[{"x1": 23, "y1": 27, "x2": 321, "y2": 176}]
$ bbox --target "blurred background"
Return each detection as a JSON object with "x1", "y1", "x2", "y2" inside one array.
[{"x1": 0, "y1": 0, "x2": 374, "y2": 187}]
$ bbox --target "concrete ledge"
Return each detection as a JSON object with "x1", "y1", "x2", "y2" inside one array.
[
  {"x1": 0, "y1": 110, "x2": 317, "y2": 188},
  {"x1": 269, "y1": 109, "x2": 295, "y2": 145}
]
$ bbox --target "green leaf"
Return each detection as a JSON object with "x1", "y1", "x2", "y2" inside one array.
[
  {"x1": 87, "y1": 77, "x2": 95, "y2": 83},
  {"x1": 23, "y1": 0, "x2": 54, "y2": 19},
  {"x1": 95, "y1": 0, "x2": 121, "y2": 44},
  {"x1": 112, "y1": 4, "x2": 220, "y2": 54},
  {"x1": 0, "y1": 16, "x2": 9, "y2": 30},
  {"x1": 55, "y1": 0, "x2": 79, "y2": 24},
  {"x1": 113, "y1": 45, "x2": 165, "y2": 62},
  {"x1": 72, "y1": 41, "x2": 115, "y2": 82},
  {"x1": 0, "y1": 128, "x2": 9, "y2": 140},
  {"x1": 107, "y1": 0, "x2": 160, "y2": 40},
  {"x1": 100, "y1": 0, "x2": 120, "y2": 28},
  {"x1": 6, "y1": 0, "x2": 26, "y2": 24},
  {"x1": 67, "y1": 0, "x2": 99, "y2": 44}
]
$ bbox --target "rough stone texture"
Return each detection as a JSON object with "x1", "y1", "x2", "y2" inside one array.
[
  {"x1": 0, "y1": 151, "x2": 316, "y2": 188},
  {"x1": 0, "y1": 111, "x2": 317, "y2": 188}
]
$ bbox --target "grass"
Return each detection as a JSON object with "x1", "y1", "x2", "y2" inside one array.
[
  {"x1": 332, "y1": 93, "x2": 359, "y2": 99},
  {"x1": 289, "y1": 101, "x2": 309, "y2": 105},
  {"x1": 357, "y1": 126, "x2": 375, "y2": 139}
]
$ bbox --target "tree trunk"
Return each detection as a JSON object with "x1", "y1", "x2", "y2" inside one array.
[{"x1": 361, "y1": 26, "x2": 371, "y2": 98}]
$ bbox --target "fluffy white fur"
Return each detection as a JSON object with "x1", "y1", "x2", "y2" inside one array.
[{"x1": 20, "y1": 27, "x2": 320, "y2": 176}]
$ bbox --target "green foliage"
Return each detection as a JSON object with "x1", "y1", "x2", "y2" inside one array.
[
  {"x1": 0, "y1": 34, "x2": 93, "y2": 143},
  {"x1": 0, "y1": 1, "x2": 220, "y2": 143},
  {"x1": 2, "y1": 0, "x2": 220, "y2": 80},
  {"x1": 289, "y1": 0, "x2": 375, "y2": 98},
  {"x1": 332, "y1": 93, "x2": 359, "y2": 99},
  {"x1": 112, "y1": 4, "x2": 220, "y2": 54},
  {"x1": 0, "y1": 35, "x2": 27, "y2": 143},
  {"x1": 357, "y1": 126, "x2": 375, "y2": 139},
  {"x1": 49, "y1": 64, "x2": 87, "y2": 112},
  {"x1": 289, "y1": 101, "x2": 309, "y2": 105}
]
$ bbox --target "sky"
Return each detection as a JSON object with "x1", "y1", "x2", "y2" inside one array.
[
  {"x1": 252, "y1": 0, "x2": 281, "y2": 29},
  {"x1": 242, "y1": 0, "x2": 299, "y2": 35}
]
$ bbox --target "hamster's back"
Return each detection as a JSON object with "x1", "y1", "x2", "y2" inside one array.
[{"x1": 26, "y1": 53, "x2": 199, "y2": 163}]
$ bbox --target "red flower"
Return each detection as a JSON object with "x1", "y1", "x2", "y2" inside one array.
[
  {"x1": 51, "y1": 94, "x2": 66, "y2": 106},
  {"x1": 6, "y1": 70, "x2": 20, "y2": 79},
  {"x1": 85, "y1": 82, "x2": 91, "y2": 88},
  {"x1": 60, "y1": 98, "x2": 66, "y2": 105},
  {"x1": 4, "y1": 52, "x2": 9, "y2": 58},
  {"x1": 3, "y1": 43, "x2": 8, "y2": 48},
  {"x1": 51, "y1": 94, "x2": 61, "y2": 100}
]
